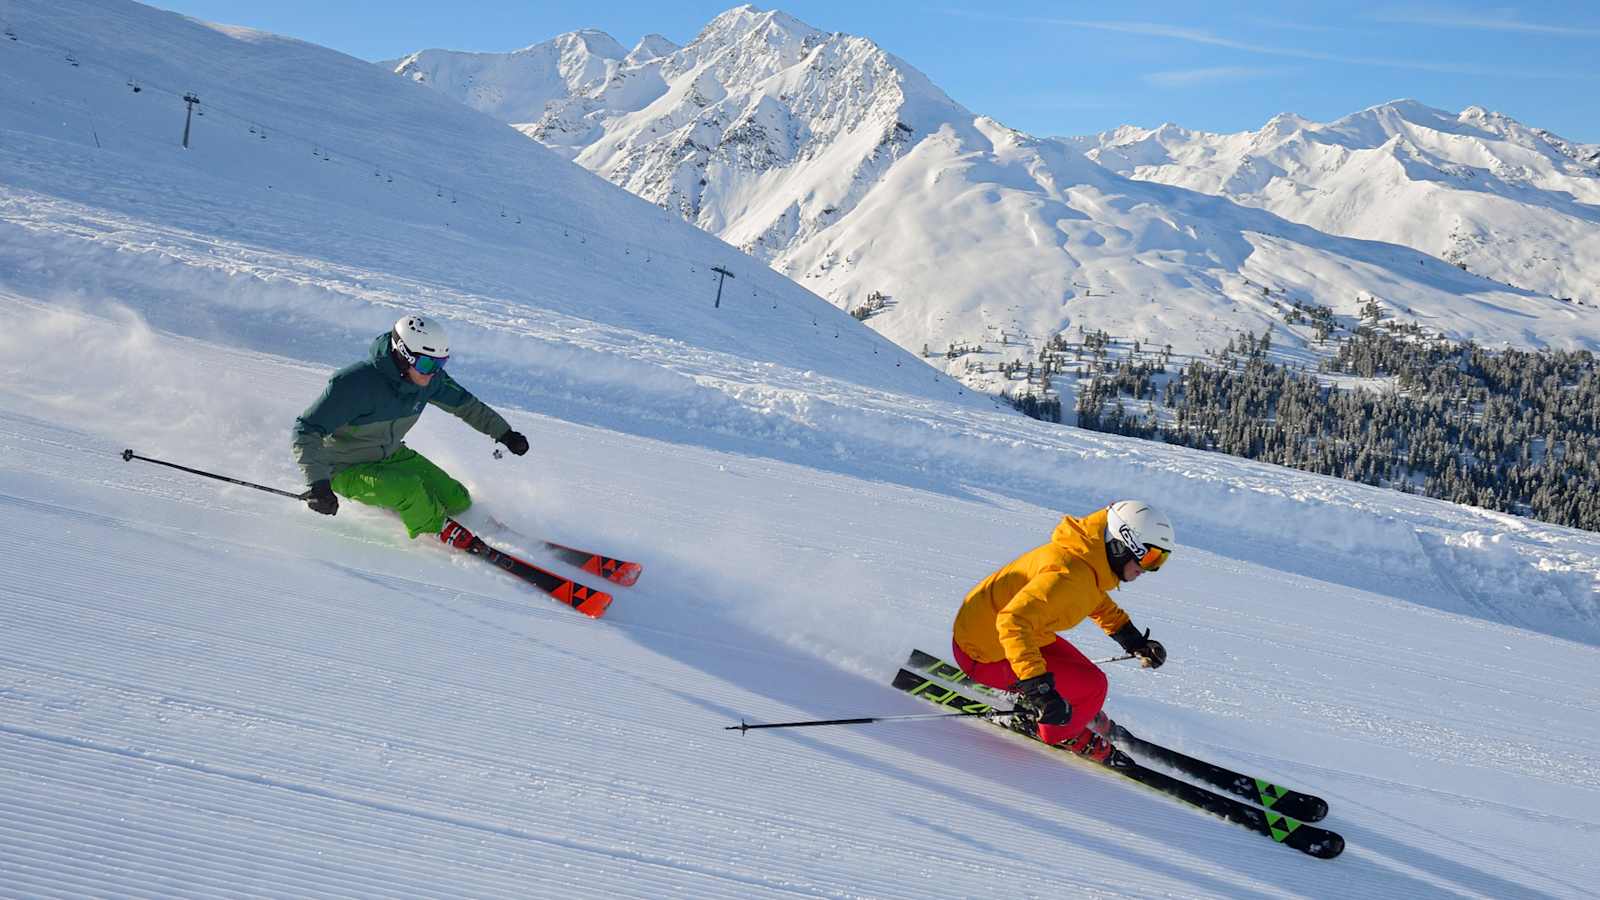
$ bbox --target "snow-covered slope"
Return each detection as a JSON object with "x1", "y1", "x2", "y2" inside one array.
[
  {"x1": 0, "y1": 0, "x2": 972, "y2": 424},
  {"x1": 391, "y1": 6, "x2": 1600, "y2": 398},
  {"x1": 1082, "y1": 100, "x2": 1600, "y2": 305},
  {"x1": 4, "y1": 2, "x2": 1600, "y2": 896}
]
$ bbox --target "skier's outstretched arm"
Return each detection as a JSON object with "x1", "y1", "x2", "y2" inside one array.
[{"x1": 427, "y1": 373, "x2": 525, "y2": 453}]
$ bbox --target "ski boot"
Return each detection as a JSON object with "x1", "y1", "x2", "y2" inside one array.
[
  {"x1": 439, "y1": 518, "x2": 483, "y2": 552},
  {"x1": 1063, "y1": 722, "x2": 1119, "y2": 765},
  {"x1": 1084, "y1": 710, "x2": 1115, "y2": 740}
]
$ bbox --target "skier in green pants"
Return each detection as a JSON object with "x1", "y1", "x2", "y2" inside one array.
[{"x1": 291, "y1": 314, "x2": 528, "y2": 547}]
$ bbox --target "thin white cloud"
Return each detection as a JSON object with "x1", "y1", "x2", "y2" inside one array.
[
  {"x1": 1144, "y1": 66, "x2": 1284, "y2": 87},
  {"x1": 1241, "y1": 17, "x2": 1344, "y2": 33},
  {"x1": 939, "y1": 9, "x2": 1596, "y2": 79},
  {"x1": 1373, "y1": 7, "x2": 1600, "y2": 36}
]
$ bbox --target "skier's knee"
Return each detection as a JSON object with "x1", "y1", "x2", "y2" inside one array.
[
  {"x1": 1082, "y1": 667, "x2": 1109, "y2": 708},
  {"x1": 440, "y1": 481, "x2": 471, "y2": 515},
  {"x1": 1054, "y1": 664, "x2": 1108, "y2": 713}
]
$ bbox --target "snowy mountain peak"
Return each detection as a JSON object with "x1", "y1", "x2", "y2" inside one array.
[
  {"x1": 386, "y1": 6, "x2": 971, "y2": 262},
  {"x1": 659, "y1": 6, "x2": 847, "y2": 97},
  {"x1": 1322, "y1": 98, "x2": 1454, "y2": 143},
  {"x1": 387, "y1": 29, "x2": 629, "y2": 123},
  {"x1": 538, "y1": 28, "x2": 628, "y2": 59},
  {"x1": 1330, "y1": 98, "x2": 1567, "y2": 151},
  {"x1": 627, "y1": 33, "x2": 679, "y2": 65},
  {"x1": 693, "y1": 4, "x2": 823, "y2": 51},
  {"x1": 1372, "y1": 97, "x2": 1445, "y2": 120},
  {"x1": 1260, "y1": 111, "x2": 1311, "y2": 138},
  {"x1": 1456, "y1": 103, "x2": 1529, "y2": 137}
]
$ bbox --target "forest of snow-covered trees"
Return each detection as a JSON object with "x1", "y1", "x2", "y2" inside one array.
[{"x1": 1072, "y1": 326, "x2": 1600, "y2": 532}]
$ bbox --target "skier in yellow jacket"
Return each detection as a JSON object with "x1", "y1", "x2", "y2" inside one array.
[{"x1": 952, "y1": 501, "x2": 1174, "y2": 761}]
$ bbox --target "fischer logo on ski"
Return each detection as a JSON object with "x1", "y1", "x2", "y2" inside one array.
[
  {"x1": 1256, "y1": 779, "x2": 1289, "y2": 809},
  {"x1": 1265, "y1": 812, "x2": 1301, "y2": 843}
]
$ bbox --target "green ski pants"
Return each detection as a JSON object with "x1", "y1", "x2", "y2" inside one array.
[{"x1": 330, "y1": 446, "x2": 471, "y2": 538}]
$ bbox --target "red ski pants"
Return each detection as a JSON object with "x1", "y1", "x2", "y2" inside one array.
[{"x1": 952, "y1": 636, "x2": 1107, "y2": 745}]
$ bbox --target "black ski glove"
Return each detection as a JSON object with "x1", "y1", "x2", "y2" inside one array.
[
  {"x1": 497, "y1": 430, "x2": 529, "y2": 456},
  {"x1": 306, "y1": 479, "x2": 338, "y2": 516},
  {"x1": 1134, "y1": 639, "x2": 1166, "y2": 669},
  {"x1": 1010, "y1": 673, "x2": 1071, "y2": 725},
  {"x1": 1111, "y1": 623, "x2": 1166, "y2": 670}
]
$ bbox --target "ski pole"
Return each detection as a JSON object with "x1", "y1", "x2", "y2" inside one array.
[
  {"x1": 1093, "y1": 653, "x2": 1137, "y2": 665},
  {"x1": 726, "y1": 708, "x2": 1020, "y2": 733},
  {"x1": 121, "y1": 449, "x2": 309, "y2": 500}
]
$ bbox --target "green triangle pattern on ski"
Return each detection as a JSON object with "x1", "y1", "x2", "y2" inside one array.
[
  {"x1": 1256, "y1": 778, "x2": 1288, "y2": 808},
  {"x1": 1265, "y1": 812, "x2": 1302, "y2": 842}
]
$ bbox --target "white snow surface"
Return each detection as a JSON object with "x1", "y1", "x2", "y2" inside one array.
[
  {"x1": 2, "y1": 2, "x2": 1599, "y2": 897},
  {"x1": 391, "y1": 5, "x2": 1600, "y2": 398}
]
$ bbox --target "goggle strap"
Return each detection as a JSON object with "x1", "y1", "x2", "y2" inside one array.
[
  {"x1": 392, "y1": 334, "x2": 415, "y2": 365},
  {"x1": 1137, "y1": 544, "x2": 1169, "y2": 571}
]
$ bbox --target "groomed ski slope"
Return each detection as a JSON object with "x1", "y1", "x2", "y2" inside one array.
[
  {"x1": 2, "y1": 2, "x2": 1599, "y2": 897},
  {"x1": 5, "y1": 302, "x2": 1598, "y2": 899}
]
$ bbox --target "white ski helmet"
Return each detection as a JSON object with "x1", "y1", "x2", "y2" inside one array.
[
  {"x1": 391, "y1": 314, "x2": 449, "y2": 373},
  {"x1": 1104, "y1": 501, "x2": 1175, "y2": 573}
]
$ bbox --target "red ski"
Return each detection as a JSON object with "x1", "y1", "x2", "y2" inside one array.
[
  {"x1": 473, "y1": 539, "x2": 612, "y2": 617},
  {"x1": 443, "y1": 520, "x2": 612, "y2": 617},
  {"x1": 542, "y1": 541, "x2": 643, "y2": 587},
  {"x1": 479, "y1": 517, "x2": 642, "y2": 587}
]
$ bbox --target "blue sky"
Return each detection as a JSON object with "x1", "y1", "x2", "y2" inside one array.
[{"x1": 154, "y1": 1, "x2": 1599, "y2": 142}]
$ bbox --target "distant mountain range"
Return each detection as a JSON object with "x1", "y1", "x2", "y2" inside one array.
[
  {"x1": 386, "y1": 5, "x2": 1600, "y2": 393},
  {"x1": 1078, "y1": 101, "x2": 1600, "y2": 305}
]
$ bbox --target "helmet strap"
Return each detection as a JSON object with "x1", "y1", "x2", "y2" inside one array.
[
  {"x1": 1105, "y1": 539, "x2": 1132, "y2": 576},
  {"x1": 390, "y1": 347, "x2": 415, "y2": 374},
  {"x1": 390, "y1": 330, "x2": 417, "y2": 367}
]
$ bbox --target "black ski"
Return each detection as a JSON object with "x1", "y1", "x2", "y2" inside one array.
[
  {"x1": 905, "y1": 649, "x2": 1329, "y2": 822},
  {"x1": 890, "y1": 669, "x2": 1343, "y2": 859},
  {"x1": 1107, "y1": 724, "x2": 1329, "y2": 822}
]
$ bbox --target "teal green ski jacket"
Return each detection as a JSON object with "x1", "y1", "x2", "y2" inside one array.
[{"x1": 291, "y1": 333, "x2": 512, "y2": 484}]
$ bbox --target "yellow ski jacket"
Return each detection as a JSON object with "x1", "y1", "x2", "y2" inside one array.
[{"x1": 952, "y1": 509, "x2": 1132, "y2": 681}]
